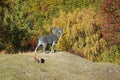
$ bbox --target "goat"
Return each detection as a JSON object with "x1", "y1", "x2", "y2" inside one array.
[{"x1": 34, "y1": 27, "x2": 63, "y2": 53}]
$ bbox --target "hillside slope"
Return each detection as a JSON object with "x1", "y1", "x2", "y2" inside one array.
[{"x1": 0, "y1": 52, "x2": 120, "y2": 80}]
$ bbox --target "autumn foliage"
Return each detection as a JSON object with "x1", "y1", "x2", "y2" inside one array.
[
  {"x1": 101, "y1": 0, "x2": 120, "y2": 47},
  {"x1": 0, "y1": 0, "x2": 120, "y2": 64},
  {"x1": 100, "y1": 0, "x2": 120, "y2": 63},
  {"x1": 48, "y1": 8, "x2": 106, "y2": 61}
]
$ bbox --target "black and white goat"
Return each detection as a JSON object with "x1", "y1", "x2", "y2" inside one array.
[{"x1": 34, "y1": 27, "x2": 63, "y2": 53}]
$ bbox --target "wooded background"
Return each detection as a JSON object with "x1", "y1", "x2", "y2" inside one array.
[{"x1": 0, "y1": 0, "x2": 120, "y2": 64}]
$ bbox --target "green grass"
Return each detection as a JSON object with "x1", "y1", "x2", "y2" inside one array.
[{"x1": 0, "y1": 52, "x2": 120, "y2": 80}]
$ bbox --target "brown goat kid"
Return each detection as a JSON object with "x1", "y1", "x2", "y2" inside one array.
[{"x1": 34, "y1": 54, "x2": 45, "y2": 63}]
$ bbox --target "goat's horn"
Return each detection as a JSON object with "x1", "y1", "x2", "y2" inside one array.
[
  {"x1": 50, "y1": 27, "x2": 57, "y2": 33},
  {"x1": 50, "y1": 27, "x2": 53, "y2": 33}
]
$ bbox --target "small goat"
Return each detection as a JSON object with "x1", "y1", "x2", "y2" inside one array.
[
  {"x1": 34, "y1": 27, "x2": 63, "y2": 53},
  {"x1": 34, "y1": 54, "x2": 45, "y2": 63}
]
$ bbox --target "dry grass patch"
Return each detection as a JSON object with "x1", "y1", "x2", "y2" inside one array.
[{"x1": 0, "y1": 52, "x2": 120, "y2": 80}]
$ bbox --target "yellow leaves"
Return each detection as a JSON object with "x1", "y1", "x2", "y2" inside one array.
[
  {"x1": 44, "y1": 7, "x2": 108, "y2": 62},
  {"x1": 99, "y1": 38, "x2": 107, "y2": 51},
  {"x1": 55, "y1": 36, "x2": 68, "y2": 51},
  {"x1": 54, "y1": 8, "x2": 100, "y2": 46},
  {"x1": 73, "y1": 41, "x2": 79, "y2": 51},
  {"x1": 53, "y1": 10, "x2": 67, "y2": 27}
]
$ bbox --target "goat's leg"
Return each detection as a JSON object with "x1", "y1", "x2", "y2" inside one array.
[
  {"x1": 34, "y1": 41, "x2": 41, "y2": 53},
  {"x1": 51, "y1": 42, "x2": 56, "y2": 53},
  {"x1": 34, "y1": 45, "x2": 39, "y2": 53},
  {"x1": 42, "y1": 44, "x2": 47, "y2": 53}
]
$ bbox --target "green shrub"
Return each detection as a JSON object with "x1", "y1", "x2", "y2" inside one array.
[{"x1": 102, "y1": 45, "x2": 120, "y2": 64}]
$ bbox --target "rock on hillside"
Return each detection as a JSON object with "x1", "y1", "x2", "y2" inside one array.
[
  {"x1": 39, "y1": 52, "x2": 120, "y2": 80},
  {"x1": 0, "y1": 51, "x2": 120, "y2": 80}
]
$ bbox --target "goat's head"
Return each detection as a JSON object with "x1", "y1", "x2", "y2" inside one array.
[{"x1": 50, "y1": 27, "x2": 63, "y2": 36}]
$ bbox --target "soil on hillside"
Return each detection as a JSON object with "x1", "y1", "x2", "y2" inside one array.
[{"x1": 0, "y1": 51, "x2": 120, "y2": 80}]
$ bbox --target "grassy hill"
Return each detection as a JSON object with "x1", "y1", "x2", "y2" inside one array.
[{"x1": 0, "y1": 52, "x2": 120, "y2": 80}]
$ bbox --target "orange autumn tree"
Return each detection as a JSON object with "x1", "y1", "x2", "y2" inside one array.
[{"x1": 101, "y1": 0, "x2": 120, "y2": 63}]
